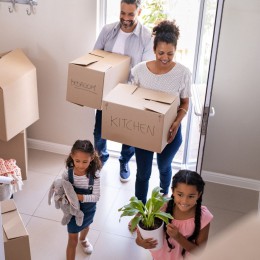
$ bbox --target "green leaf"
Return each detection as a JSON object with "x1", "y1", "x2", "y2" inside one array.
[
  {"x1": 155, "y1": 211, "x2": 173, "y2": 221},
  {"x1": 129, "y1": 215, "x2": 142, "y2": 232},
  {"x1": 118, "y1": 186, "x2": 173, "y2": 230},
  {"x1": 119, "y1": 209, "x2": 139, "y2": 219},
  {"x1": 157, "y1": 216, "x2": 169, "y2": 225}
]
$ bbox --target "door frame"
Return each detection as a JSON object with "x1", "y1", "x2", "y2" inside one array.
[{"x1": 196, "y1": 0, "x2": 225, "y2": 173}]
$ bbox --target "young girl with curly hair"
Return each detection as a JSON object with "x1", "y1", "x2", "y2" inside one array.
[{"x1": 63, "y1": 140, "x2": 102, "y2": 260}]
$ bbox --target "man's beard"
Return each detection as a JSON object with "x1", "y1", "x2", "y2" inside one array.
[{"x1": 120, "y1": 18, "x2": 135, "y2": 29}]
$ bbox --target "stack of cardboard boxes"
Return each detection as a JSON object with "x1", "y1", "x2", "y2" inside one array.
[
  {"x1": 0, "y1": 49, "x2": 39, "y2": 180},
  {"x1": 67, "y1": 50, "x2": 179, "y2": 153},
  {"x1": 0, "y1": 48, "x2": 38, "y2": 260}
]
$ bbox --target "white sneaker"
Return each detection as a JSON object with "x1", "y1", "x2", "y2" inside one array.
[{"x1": 80, "y1": 238, "x2": 93, "y2": 254}]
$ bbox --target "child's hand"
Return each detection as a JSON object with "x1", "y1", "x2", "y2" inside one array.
[
  {"x1": 166, "y1": 222, "x2": 180, "y2": 239},
  {"x1": 77, "y1": 194, "x2": 83, "y2": 202},
  {"x1": 136, "y1": 228, "x2": 158, "y2": 249}
]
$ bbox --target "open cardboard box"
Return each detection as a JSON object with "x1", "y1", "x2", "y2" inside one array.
[
  {"x1": 102, "y1": 84, "x2": 179, "y2": 153},
  {"x1": 0, "y1": 49, "x2": 39, "y2": 142},
  {"x1": 1, "y1": 199, "x2": 31, "y2": 260},
  {"x1": 66, "y1": 49, "x2": 131, "y2": 110}
]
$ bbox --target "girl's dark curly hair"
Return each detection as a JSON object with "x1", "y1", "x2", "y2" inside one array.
[
  {"x1": 152, "y1": 20, "x2": 180, "y2": 51},
  {"x1": 164, "y1": 170, "x2": 205, "y2": 256},
  {"x1": 66, "y1": 140, "x2": 102, "y2": 178}
]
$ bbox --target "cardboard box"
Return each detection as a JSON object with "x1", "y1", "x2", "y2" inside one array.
[
  {"x1": 0, "y1": 130, "x2": 28, "y2": 180},
  {"x1": 102, "y1": 84, "x2": 179, "y2": 153},
  {"x1": 1, "y1": 199, "x2": 31, "y2": 260},
  {"x1": 0, "y1": 49, "x2": 39, "y2": 142},
  {"x1": 66, "y1": 50, "x2": 131, "y2": 110}
]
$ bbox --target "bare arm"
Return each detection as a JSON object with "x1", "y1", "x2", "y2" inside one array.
[
  {"x1": 166, "y1": 222, "x2": 211, "y2": 253},
  {"x1": 168, "y1": 97, "x2": 189, "y2": 143},
  {"x1": 135, "y1": 228, "x2": 158, "y2": 249}
]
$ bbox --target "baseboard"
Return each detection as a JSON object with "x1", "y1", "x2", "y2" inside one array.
[
  {"x1": 202, "y1": 170, "x2": 260, "y2": 191},
  {"x1": 27, "y1": 138, "x2": 260, "y2": 192},
  {"x1": 27, "y1": 138, "x2": 71, "y2": 155},
  {"x1": 27, "y1": 138, "x2": 122, "y2": 158}
]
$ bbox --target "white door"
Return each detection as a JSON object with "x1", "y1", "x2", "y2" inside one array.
[{"x1": 196, "y1": 0, "x2": 260, "y2": 200}]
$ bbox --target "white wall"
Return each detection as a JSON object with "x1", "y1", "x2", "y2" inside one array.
[
  {"x1": 0, "y1": 0, "x2": 98, "y2": 147},
  {"x1": 202, "y1": 0, "x2": 260, "y2": 180}
]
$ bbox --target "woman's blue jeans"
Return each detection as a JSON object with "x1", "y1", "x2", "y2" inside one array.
[
  {"x1": 135, "y1": 125, "x2": 182, "y2": 204},
  {"x1": 94, "y1": 110, "x2": 134, "y2": 164}
]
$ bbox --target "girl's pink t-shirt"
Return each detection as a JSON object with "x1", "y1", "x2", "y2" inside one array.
[{"x1": 151, "y1": 206, "x2": 213, "y2": 260}]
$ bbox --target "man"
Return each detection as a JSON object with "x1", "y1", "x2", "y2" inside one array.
[{"x1": 93, "y1": 0, "x2": 154, "y2": 182}]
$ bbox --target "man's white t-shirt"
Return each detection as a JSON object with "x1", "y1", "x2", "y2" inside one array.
[{"x1": 112, "y1": 29, "x2": 131, "y2": 55}]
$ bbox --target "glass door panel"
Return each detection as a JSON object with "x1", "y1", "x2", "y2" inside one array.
[{"x1": 188, "y1": 0, "x2": 218, "y2": 170}]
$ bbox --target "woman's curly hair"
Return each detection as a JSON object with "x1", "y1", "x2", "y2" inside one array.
[{"x1": 152, "y1": 20, "x2": 180, "y2": 51}]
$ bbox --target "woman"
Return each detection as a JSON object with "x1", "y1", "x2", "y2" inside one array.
[{"x1": 131, "y1": 20, "x2": 191, "y2": 204}]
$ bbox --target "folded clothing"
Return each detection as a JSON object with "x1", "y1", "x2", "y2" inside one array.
[{"x1": 0, "y1": 158, "x2": 23, "y2": 195}]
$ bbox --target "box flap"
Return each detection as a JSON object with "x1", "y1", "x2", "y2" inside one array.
[
  {"x1": 0, "y1": 50, "x2": 11, "y2": 59},
  {"x1": 71, "y1": 54, "x2": 101, "y2": 66},
  {"x1": 91, "y1": 49, "x2": 111, "y2": 58},
  {"x1": 90, "y1": 50, "x2": 129, "y2": 71},
  {"x1": 88, "y1": 61, "x2": 112, "y2": 72},
  {"x1": 1, "y1": 199, "x2": 28, "y2": 240},
  {"x1": 104, "y1": 84, "x2": 178, "y2": 112},
  {"x1": 144, "y1": 100, "x2": 171, "y2": 114},
  {"x1": 101, "y1": 52, "x2": 131, "y2": 65},
  {"x1": 1, "y1": 199, "x2": 16, "y2": 214},
  {"x1": 2, "y1": 210, "x2": 28, "y2": 239},
  {"x1": 0, "y1": 49, "x2": 35, "y2": 88},
  {"x1": 104, "y1": 84, "x2": 138, "y2": 101},
  {"x1": 104, "y1": 84, "x2": 142, "y2": 107},
  {"x1": 133, "y1": 87, "x2": 177, "y2": 104},
  {"x1": 91, "y1": 50, "x2": 130, "y2": 69}
]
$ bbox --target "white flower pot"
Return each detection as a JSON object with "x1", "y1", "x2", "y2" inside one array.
[{"x1": 138, "y1": 220, "x2": 164, "y2": 251}]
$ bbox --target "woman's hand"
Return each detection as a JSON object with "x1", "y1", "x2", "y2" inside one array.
[
  {"x1": 167, "y1": 98, "x2": 189, "y2": 143},
  {"x1": 167, "y1": 121, "x2": 180, "y2": 143},
  {"x1": 136, "y1": 229, "x2": 158, "y2": 249}
]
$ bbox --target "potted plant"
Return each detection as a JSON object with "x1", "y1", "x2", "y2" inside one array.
[{"x1": 118, "y1": 186, "x2": 173, "y2": 250}]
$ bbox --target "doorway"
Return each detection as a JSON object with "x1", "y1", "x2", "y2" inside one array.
[{"x1": 101, "y1": 0, "x2": 218, "y2": 169}]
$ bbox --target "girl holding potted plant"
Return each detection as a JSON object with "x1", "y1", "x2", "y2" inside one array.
[
  {"x1": 136, "y1": 170, "x2": 213, "y2": 260},
  {"x1": 119, "y1": 186, "x2": 174, "y2": 250}
]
